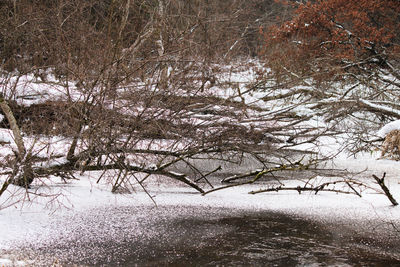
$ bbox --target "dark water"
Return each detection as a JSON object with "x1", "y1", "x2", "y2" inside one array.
[
  {"x1": 7, "y1": 206, "x2": 400, "y2": 266},
  {"x1": 121, "y1": 212, "x2": 400, "y2": 267},
  {"x1": 156, "y1": 214, "x2": 400, "y2": 266}
]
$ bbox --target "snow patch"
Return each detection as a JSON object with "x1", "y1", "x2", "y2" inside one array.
[
  {"x1": 0, "y1": 258, "x2": 12, "y2": 265},
  {"x1": 0, "y1": 129, "x2": 14, "y2": 144},
  {"x1": 0, "y1": 258, "x2": 30, "y2": 266},
  {"x1": 377, "y1": 120, "x2": 400, "y2": 137}
]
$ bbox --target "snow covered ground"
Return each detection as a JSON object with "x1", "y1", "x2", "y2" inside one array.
[
  {"x1": 1, "y1": 148, "x2": 400, "y2": 265},
  {"x1": 1, "y1": 67, "x2": 400, "y2": 265}
]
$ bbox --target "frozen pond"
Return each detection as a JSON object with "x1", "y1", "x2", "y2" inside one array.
[{"x1": 3, "y1": 205, "x2": 400, "y2": 266}]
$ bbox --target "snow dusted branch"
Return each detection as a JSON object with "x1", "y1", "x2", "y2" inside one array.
[
  {"x1": 358, "y1": 99, "x2": 400, "y2": 119},
  {"x1": 248, "y1": 179, "x2": 364, "y2": 196},
  {"x1": 204, "y1": 159, "x2": 316, "y2": 195},
  {"x1": 312, "y1": 98, "x2": 400, "y2": 120},
  {"x1": 372, "y1": 173, "x2": 398, "y2": 206}
]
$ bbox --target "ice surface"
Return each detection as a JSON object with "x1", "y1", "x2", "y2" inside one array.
[{"x1": 1, "y1": 153, "x2": 400, "y2": 254}]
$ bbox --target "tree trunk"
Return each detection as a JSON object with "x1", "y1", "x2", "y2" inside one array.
[{"x1": 0, "y1": 94, "x2": 34, "y2": 187}]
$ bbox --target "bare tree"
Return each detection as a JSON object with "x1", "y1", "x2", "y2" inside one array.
[{"x1": 0, "y1": 0, "x2": 351, "y2": 203}]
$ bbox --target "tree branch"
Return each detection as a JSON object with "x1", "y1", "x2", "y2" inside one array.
[
  {"x1": 249, "y1": 180, "x2": 364, "y2": 196},
  {"x1": 372, "y1": 172, "x2": 398, "y2": 206}
]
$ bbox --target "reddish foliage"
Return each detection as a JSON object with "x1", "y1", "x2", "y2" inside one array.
[{"x1": 263, "y1": 0, "x2": 400, "y2": 79}]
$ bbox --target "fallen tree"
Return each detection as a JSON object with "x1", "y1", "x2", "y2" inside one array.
[{"x1": 1, "y1": 0, "x2": 386, "y2": 207}]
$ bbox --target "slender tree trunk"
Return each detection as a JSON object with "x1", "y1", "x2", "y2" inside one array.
[
  {"x1": 156, "y1": 0, "x2": 169, "y2": 89},
  {"x1": 0, "y1": 93, "x2": 34, "y2": 187},
  {"x1": 67, "y1": 123, "x2": 83, "y2": 161}
]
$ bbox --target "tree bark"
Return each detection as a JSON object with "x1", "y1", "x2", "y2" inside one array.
[{"x1": 0, "y1": 93, "x2": 34, "y2": 187}]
